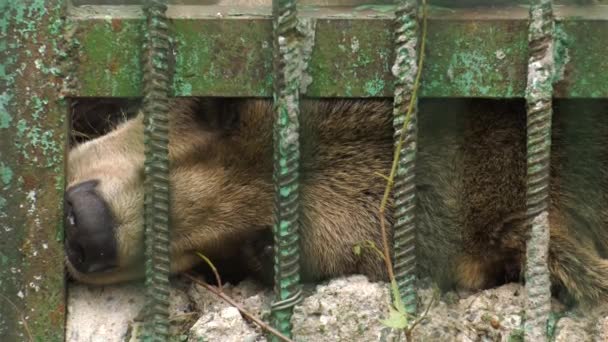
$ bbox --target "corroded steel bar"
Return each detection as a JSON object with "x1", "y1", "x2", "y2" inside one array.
[
  {"x1": 524, "y1": 0, "x2": 554, "y2": 340},
  {"x1": 141, "y1": 0, "x2": 172, "y2": 340},
  {"x1": 0, "y1": 1, "x2": 68, "y2": 341},
  {"x1": 391, "y1": 0, "x2": 419, "y2": 315},
  {"x1": 270, "y1": 0, "x2": 304, "y2": 339}
]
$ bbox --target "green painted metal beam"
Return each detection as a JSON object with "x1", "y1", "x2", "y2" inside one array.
[
  {"x1": 71, "y1": 0, "x2": 608, "y2": 6},
  {"x1": 70, "y1": 5, "x2": 608, "y2": 98},
  {"x1": 0, "y1": 1, "x2": 68, "y2": 341}
]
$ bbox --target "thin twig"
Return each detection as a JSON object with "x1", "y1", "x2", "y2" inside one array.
[
  {"x1": 184, "y1": 273, "x2": 295, "y2": 342},
  {"x1": 0, "y1": 292, "x2": 33, "y2": 342},
  {"x1": 196, "y1": 252, "x2": 223, "y2": 291},
  {"x1": 407, "y1": 292, "x2": 437, "y2": 334}
]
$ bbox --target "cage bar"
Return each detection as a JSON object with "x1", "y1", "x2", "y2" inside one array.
[
  {"x1": 140, "y1": 0, "x2": 173, "y2": 340},
  {"x1": 523, "y1": 0, "x2": 555, "y2": 340},
  {"x1": 269, "y1": 0, "x2": 305, "y2": 339},
  {"x1": 0, "y1": 1, "x2": 69, "y2": 341},
  {"x1": 391, "y1": 0, "x2": 420, "y2": 315}
]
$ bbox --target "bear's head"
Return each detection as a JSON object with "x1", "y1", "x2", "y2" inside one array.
[{"x1": 65, "y1": 98, "x2": 277, "y2": 284}]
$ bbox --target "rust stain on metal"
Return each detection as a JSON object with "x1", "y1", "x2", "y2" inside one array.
[
  {"x1": 70, "y1": 5, "x2": 608, "y2": 98},
  {"x1": 111, "y1": 18, "x2": 122, "y2": 31},
  {"x1": 0, "y1": 1, "x2": 68, "y2": 341},
  {"x1": 109, "y1": 58, "x2": 120, "y2": 74}
]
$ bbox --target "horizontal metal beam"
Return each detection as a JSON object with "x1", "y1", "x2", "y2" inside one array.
[
  {"x1": 71, "y1": 1, "x2": 608, "y2": 6},
  {"x1": 70, "y1": 5, "x2": 608, "y2": 98}
]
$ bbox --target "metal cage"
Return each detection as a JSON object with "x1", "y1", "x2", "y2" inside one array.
[{"x1": 2, "y1": 0, "x2": 606, "y2": 340}]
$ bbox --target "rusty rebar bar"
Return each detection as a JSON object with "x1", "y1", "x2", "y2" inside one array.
[
  {"x1": 391, "y1": 0, "x2": 420, "y2": 315},
  {"x1": 141, "y1": 1, "x2": 172, "y2": 340},
  {"x1": 270, "y1": 0, "x2": 304, "y2": 339},
  {"x1": 524, "y1": 0, "x2": 554, "y2": 340}
]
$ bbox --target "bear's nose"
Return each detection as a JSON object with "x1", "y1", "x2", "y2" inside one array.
[{"x1": 64, "y1": 180, "x2": 118, "y2": 274}]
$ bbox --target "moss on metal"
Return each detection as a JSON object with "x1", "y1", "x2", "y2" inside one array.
[
  {"x1": 172, "y1": 19, "x2": 274, "y2": 97},
  {"x1": 74, "y1": 18, "x2": 144, "y2": 97},
  {"x1": 553, "y1": 20, "x2": 608, "y2": 98},
  {"x1": 0, "y1": 1, "x2": 68, "y2": 341},
  {"x1": 70, "y1": 5, "x2": 608, "y2": 98},
  {"x1": 423, "y1": 20, "x2": 528, "y2": 98},
  {"x1": 308, "y1": 18, "x2": 393, "y2": 97}
]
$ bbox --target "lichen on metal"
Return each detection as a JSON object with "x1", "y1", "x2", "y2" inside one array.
[
  {"x1": 69, "y1": 5, "x2": 608, "y2": 98},
  {"x1": 69, "y1": 4, "x2": 145, "y2": 97},
  {"x1": 140, "y1": 0, "x2": 173, "y2": 340},
  {"x1": 0, "y1": 0, "x2": 68, "y2": 341},
  {"x1": 523, "y1": 0, "x2": 555, "y2": 340},
  {"x1": 391, "y1": 0, "x2": 420, "y2": 315},
  {"x1": 270, "y1": 0, "x2": 307, "y2": 339},
  {"x1": 552, "y1": 19, "x2": 608, "y2": 97},
  {"x1": 171, "y1": 18, "x2": 274, "y2": 97}
]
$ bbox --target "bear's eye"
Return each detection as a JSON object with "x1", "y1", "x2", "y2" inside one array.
[
  {"x1": 64, "y1": 200, "x2": 77, "y2": 230},
  {"x1": 67, "y1": 210, "x2": 76, "y2": 227}
]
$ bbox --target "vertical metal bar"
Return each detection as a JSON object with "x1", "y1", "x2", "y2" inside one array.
[
  {"x1": 270, "y1": 0, "x2": 303, "y2": 339},
  {"x1": 524, "y1": 0, "x2": 554, "y2": 340},
  {"x1": 141, "y1": 1, "x2": 172, "y2": 340},
  {"x1": 0, "y1": 1, "x2": 68, "y2": 341},
  {"x1": 391, "y1": 0, "x2": 420, "y2": 315}
]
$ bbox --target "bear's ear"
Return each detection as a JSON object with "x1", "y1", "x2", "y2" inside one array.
[{"x1": 194, "y1": 98, "x2": 240, "y2": 133}]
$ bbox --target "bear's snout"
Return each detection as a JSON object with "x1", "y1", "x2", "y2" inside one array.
[{"x1": 64, "y1": 180, "x2": 118, "y2": 274}]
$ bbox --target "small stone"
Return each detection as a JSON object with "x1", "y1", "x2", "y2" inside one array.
[
  {"x1": 66, "y1": 283, "x2": 146, "y2": 342},
  {"x1": 595, "y1": 315, "x2": 608, "y2": 342},
  {"x1": 554, "y1": 317, "x2": 590, "y2": 342},
  {"x1": 189, "y1": 306, "x2": 261, "y2": 342}
]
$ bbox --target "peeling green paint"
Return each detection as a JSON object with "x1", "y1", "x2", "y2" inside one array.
[
  {"x1": 1, "y1": 0, "x2": 67, "y2": 341},
  {"x1": 70, "y1": 6, "x2": 608, "y2": 98},
  {"x1": 75, "y1": 18, "x2": 144, "y2": 97},
  {"x1": 364, "y1": 78, "x2": 385, "y2": 96},
  {"x1": 172, "y1": 18, "x2": 274, "y2": 96},
  {"x1": 307, "y1": 18, "x2": 393, "y2": 97},
  {"x1": 553, "y1": 20, "x2": 608, "y2": 97},
  {"x1": 0, "y1": 162, "x2": 13, "y2": 187},
  {"x1": 423, "y1": 20, "x2": 528, "y2": 98},
  {"x1": 0, "y1": 93, "x2": 11, "y2": 129}
]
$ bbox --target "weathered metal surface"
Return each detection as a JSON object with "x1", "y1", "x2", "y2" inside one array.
[
  {"x1": 70, "y1": 0, "x2": 608, "y2": 6},
  {"x1": 69, "y1": 5, "x2": 608, "y2": 98},
  {"x1": 391, "y1": 0, "x2": 419, "y2": 315},
  {"x1": 523, "y1": 0, "x2": 554, "y2": 339},
  {"x1": 0, "y1": 1, "x2": 68, "y2": 341},
  {"x1": 269, "y1": 0, "x2": 306, "y2": 338},
  {"x1": 141, "y1": 1, "x2": 173, "y2": 339}
]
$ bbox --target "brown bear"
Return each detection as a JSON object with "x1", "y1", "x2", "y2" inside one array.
[{"x1": 65, "y1": 97, "x2": 608, "y2": 305}]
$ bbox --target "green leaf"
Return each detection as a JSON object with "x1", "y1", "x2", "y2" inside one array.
[
  {"x1": 380, "y1": 307, "x2": 408, "y2": 329},
  {"x1": 353, "y1": 244, "x2": 362, "y2": 256},
  {"x1": 391, "y1": 279, "x2": 407, "y2": 316}
]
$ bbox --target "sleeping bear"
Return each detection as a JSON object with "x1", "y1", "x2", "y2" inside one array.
[{"x1": 64, "y1": 97, "x2": 608, "y2": 305}]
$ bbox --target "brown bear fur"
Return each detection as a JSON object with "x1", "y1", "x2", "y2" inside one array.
[{"x1": 66, "y1": 97, "x2": 608, "y2": 305}]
